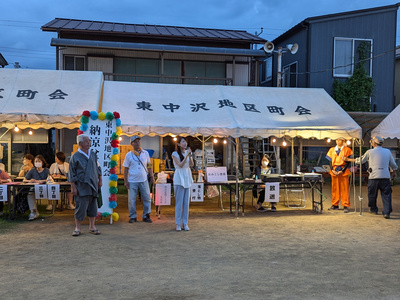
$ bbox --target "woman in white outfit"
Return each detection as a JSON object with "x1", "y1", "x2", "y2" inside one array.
[
  {"x1": 171, "y1": 137, "x2": 194, "y2": 231},
  {"x1": 49, "y1": 151, "x2": 75, "y2": 210}
]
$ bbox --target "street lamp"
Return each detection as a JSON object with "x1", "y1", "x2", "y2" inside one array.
[{"x1": 263, "y1": 42, "x2": 299, "y2": 87}]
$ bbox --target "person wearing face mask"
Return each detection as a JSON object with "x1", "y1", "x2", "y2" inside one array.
[
  {"x1": 23, "y1": 155, "x2": 51, "y2": 220},
  {"x1": 171, "y1": 137, "x2": 194, "y2": 231},
  {"x1": 254, "y1": 154, "x2": 276, "y2": 212}
]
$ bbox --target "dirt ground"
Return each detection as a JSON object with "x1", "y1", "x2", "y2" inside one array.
[{"x1": 1, "y1": 183, "x2": 400, "y2": 300}]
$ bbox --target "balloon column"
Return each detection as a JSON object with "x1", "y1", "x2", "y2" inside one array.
[{"x1": 78, "y1": 110, "x2": 121, "y2": 222}]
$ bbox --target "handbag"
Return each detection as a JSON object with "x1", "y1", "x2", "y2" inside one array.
[
  {"x1": 97, "y1": 191, "x2": 103, "y2": 208},
  {"x1": 15, "y1": 192, "x2": 30, "y2": 214}
]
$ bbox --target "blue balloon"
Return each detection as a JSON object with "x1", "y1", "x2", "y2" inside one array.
[
  {"x1": 80, "y1": 123, "x2": 88, "y2": 131},
  {"x1": 109, "y1": 174, "x2": 118, "y2": 181},
  {"x1": 90, "y1": 111, "x2": 99, "y2": 120}
]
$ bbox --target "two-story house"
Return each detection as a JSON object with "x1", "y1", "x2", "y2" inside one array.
[
  {"x1": 41, "y1": 18, "x2": 266, "y2": 87},
  {"x1": 40, "y1": 18, "x2": 268, "y2": 174},
  {"x1": 261, "y1": 3, "x2": 399, "y2": 113}
]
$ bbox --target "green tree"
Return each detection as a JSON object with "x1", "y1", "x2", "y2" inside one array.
[{"x1": 333, "y1": 42, "x2": 375, "y2": 111}]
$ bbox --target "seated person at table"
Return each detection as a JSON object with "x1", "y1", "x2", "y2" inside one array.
[
  {"x1": 49, "y1": 151, "x2": 75, "y2": 210},
  {"x1": 23, "y1": 155, "x2": 51, "y2": 221},
  {"x1": 254, "y1": 154, "x2": 277, "y2": 212},
  {"x1": 18, "y1": 154, "x2": 34, "y2": 177},
  {"x1": 0, "y1": 167, "x2": 12, "y2": 217}
]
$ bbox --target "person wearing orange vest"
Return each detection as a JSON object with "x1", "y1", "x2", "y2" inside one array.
[{"x1": 326, "y1": 137, "x2": 353, "y2": 213}]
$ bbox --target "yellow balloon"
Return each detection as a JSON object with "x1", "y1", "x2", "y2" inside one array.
[
  {"x1": 112, "y1": 212, "x2": 119, "y2": 222},
  {"x1": 109, "y1": 181, "x2": 118, "y2": 187},
  {"x1": 116, "y1": 127, "x2": 122, "y2": 135},
  {"x1": 111, "y1": 154, "x2": 119, "y2": 161},
  {"x1": 98, "y1": 112, "x2": 106, "y2": 120}
]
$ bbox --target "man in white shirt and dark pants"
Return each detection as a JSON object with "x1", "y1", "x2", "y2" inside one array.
[
  {"x1": 345, "y1": 136, "x2": 398, "y2": 219},
  {"x1": 123, "y1": 135, "x2": 154, "y2": 223}
]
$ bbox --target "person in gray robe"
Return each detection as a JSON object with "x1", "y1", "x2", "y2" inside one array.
[{"x1": 68, "y1": 134, "x2": 102, "y2": 236}]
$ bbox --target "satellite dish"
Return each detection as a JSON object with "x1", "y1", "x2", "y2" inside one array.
[
  {"x1": 263, "y1": 41, "x2": 274, "y2": 53},
  {"x1": 286, "y1": 43, "x2": 299, "y2": 54}
]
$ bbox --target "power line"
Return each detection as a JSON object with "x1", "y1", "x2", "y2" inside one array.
[
  {"x1": 288, "y1": 47, "x2": 397, "y2": 76},
  {"x1": 0, "y1": 46, "x2": 54, "y2": 54}
]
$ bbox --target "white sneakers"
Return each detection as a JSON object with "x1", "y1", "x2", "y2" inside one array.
[
  {"x1": 67, "y1": 204, "x2": 75, "y2": 210},
  {"x1": 176, "y1": 224, "x2": 190, "y2": 231},
  {"x1": 46, "y1": 204, "x2": 53, "y2": 211},
  {"x1": 28, "y1": 211, "x2": 39, "y2": 221}
]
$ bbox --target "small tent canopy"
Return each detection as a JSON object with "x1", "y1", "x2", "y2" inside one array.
[
  {"x1": 371, "y1": 104, "x2": 400, "y2": 139},
  {"x1": 101, "y1": 81, "x2": 361, "y2": 140},
  {"x1": 0, "y1": 69, "x2": 103, "y2": 129}
]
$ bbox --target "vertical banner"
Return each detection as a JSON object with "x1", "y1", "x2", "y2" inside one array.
[
  {"x1": 79, "y1": 111, "x2": 122, "y2": 223},
  {"x1": 264, "y1": 182, "x2": 280, "y2": 202},
  {"x1": 155, "y1": 183, "x2": 171, "y2": 206},
  {"x1": 47, "y1": 184, "x2": 60, "y2": 200},
  {"x1": 35, "y1": 185, "x2": 48, "y2": 199},
  {"x1": 190, "y1": 183, "x2": 204, "y2": 202},
  {"x1": 0, "y1": 185, "x2": 7, "y2": 202},
  {"x1": 205, "y1": 166, "x2": 228, "y2": 182},
  {"x1": 86, "y1": 118, "x2": 116, "y2": 214}
]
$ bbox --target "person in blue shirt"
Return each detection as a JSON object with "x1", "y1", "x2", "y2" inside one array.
[{"x1": 23, "y1": 155, "x2": 51, "y2": 221}]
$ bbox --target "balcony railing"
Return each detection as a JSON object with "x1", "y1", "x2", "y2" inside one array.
[{"x1": 103, "y1": 73, "x2": 233, "y2": 86}]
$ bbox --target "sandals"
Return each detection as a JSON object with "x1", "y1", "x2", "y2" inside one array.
[
  {"x1": 89, "y1": 229, "x2": 101, "y2": 235},
  {"x1": 72, "y1": 229, "x2": 101, "y2": 236}
]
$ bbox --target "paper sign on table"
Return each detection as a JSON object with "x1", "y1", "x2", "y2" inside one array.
[
  {"x1": 47, "y1": 184, "x2": 60, "y2": 200},
  {"x1": 206, "y1": 167, "x2": 228, "y2": 182},
  {"x1": 0, "y1": 185, "x2": 7, "y2": 202},
  {"x1": 155, "y1": 183, "x2": 171, "y2": 206},
  {"x1": 264, "y1": 182, "x2": 280, "y2": 203},
  {"x1": 35, "y1": 185, "x2": 48, "y2": 199},
  {"x1": 190, "y1": 183, "x2": 204, "y2": 202}
]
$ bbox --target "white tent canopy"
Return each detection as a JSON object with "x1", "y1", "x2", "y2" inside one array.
[
  {"x1": 371, "y1": 104, "x2": 400, "y2": 139},
  {"x1": 0, "y1": 69, "x2": 103, "y2": 129},
  {"x1": 102, "y1": 81, "x2": 361, "y2": 140}
]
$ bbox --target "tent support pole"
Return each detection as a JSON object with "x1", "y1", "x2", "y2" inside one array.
[
  {"x1": 351, "y1": 139, "x2": 356, "y2": 212},
  {"x1": 235, "y1": 137, "x2": 239, "y2": 218},
  {"x1": 359, "y1": 139, "x2": 363, "y2": 216},
  {"x1": 276, "y1": 146, "x2": 281, "y2": 174},
  {"x1": 159, "y1": 136, "x2": 163, "y2": 161},
  {"x1": 291, "y1": 137, "x2": 295, "y2": 174}
]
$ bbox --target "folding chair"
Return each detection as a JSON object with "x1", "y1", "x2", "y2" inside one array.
[{"x1": 282, "y1": 174, "x2": 306, "y2": 208}]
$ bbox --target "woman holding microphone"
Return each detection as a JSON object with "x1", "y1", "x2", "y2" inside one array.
[{"x1": 171, "y1": 137, "x2": 194, "y2": 231}]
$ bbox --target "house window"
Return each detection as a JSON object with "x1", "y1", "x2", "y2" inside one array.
[
  {"x1": 282, "y1": 62, "x2": 297, "y2": 87},
  {"x1": 333, "y1": 38, "x2": 372, "y2": 77},
  {"x1": 260, "y1": 56, "x2": 272, "y2": 83},
  {"x1": 113, "y1": 58, "x2": 162, "y2": 82},
  {"x1": 64, "y1": 56, "x2": 85, "y2": 71},
  {"x1": 184, "y1": 61, "x2": 225, "y2": 85},
  {"x1": 112, "y1": 58, "x2": 225, "y2": 84}
]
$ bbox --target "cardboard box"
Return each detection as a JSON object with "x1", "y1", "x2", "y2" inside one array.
[
  {"x1": 206, "y1": 157, "x2": 215, "y2": 164},
  {"x1": 206, "y1": 150, "x2": 215, "y2": 157}
]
